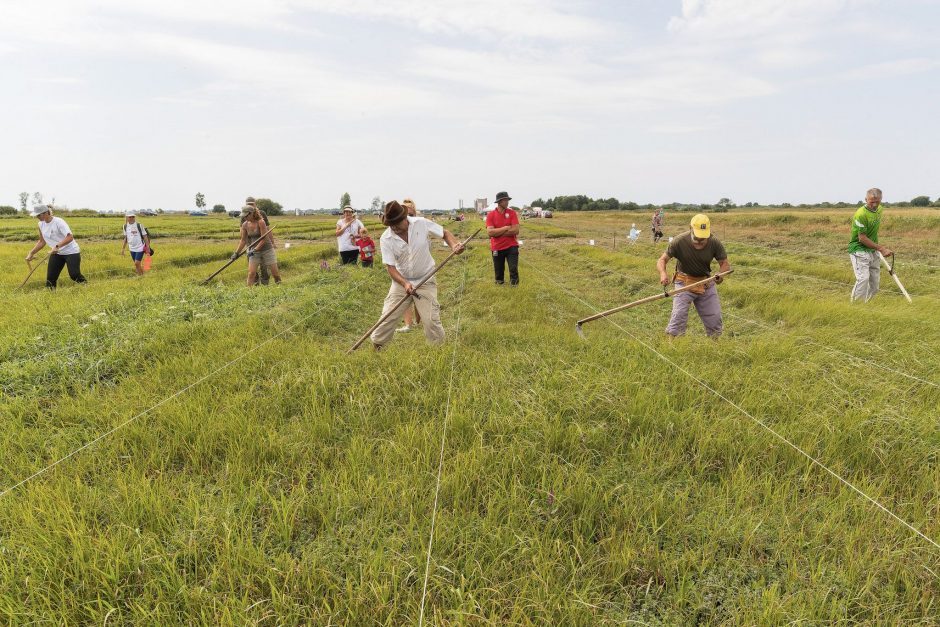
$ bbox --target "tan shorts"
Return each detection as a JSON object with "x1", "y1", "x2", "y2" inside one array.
[{"x1": 249, "y1": 246, "x2": 277, "y2": 268}]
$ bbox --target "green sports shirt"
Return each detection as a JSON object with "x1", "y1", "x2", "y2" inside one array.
[{"x1": 848, "y1": 205, "x2": 882, "y2": 253}]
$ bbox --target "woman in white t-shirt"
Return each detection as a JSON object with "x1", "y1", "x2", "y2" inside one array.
[
  {"x1": 335, "y1": 206, "x2": 364, "y2": 265},
  {"x1": 25, "y1": 205, "x2": 87, "y2": 289},
  {"x1": 120, "y1": 210, "x2": 152, "y2": 275}
]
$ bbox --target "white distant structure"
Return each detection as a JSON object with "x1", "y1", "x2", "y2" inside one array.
[
  {"x1": 530, "y1": 206, "x2": 544, "y2": 218},
  {"x1": 474, "y1": 198, "x2": 488, "y2": 213}
]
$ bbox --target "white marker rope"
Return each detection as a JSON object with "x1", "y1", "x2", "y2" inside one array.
[
  {"x1": 726, "y1": 311, "x2": 938, "y2": 389},
  {"x1": 0, "y1": 278, "x2": 369, "y2": 500},
  {"x1": 529, "y1": 263, "x2": 940, "y2": 552},
  {"x1": 418, "y1": 257, "x2": 471, "y2": 627}
]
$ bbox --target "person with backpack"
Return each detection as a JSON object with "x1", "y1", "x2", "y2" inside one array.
[
  {"x1": 25, "y1": 204, "x2": 87, "y2": 289},
  {"x1": 120, "y1": 210, "x2": 152, "y2": 275}
]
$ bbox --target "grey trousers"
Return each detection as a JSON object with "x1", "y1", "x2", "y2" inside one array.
[
  {"x1": 849, "y1": 251, "x2": 880, "y2": 302},
  {"x1": 665, "y1": 281, "x2": 723, "y2": 337}
]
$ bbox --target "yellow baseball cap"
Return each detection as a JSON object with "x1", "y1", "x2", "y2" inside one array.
[{"x1": 690, "y1": 214, "x2": 710, "y2": 239}]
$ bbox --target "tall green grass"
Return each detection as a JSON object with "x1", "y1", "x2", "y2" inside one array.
[{"x1": 0, "y1": 213, "x2": 938, "y2": 622}]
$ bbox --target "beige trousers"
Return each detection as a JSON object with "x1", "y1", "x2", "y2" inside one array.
[{"x1": 370, "y1": 279, "x2": 444, "y2": 348}]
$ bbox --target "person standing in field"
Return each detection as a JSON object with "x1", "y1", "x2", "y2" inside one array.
[
  {"x1": 336, "y1": 206, "x2": 364, "y2": 265},
  {"x1": 848, "y1": 187, "x2": 893, "y2": 303},
  {"x1": 656, "y1": 214, "x2": 731, "y2": 338},
  {"x1": 486, "y1": 191, "x2": 520, "y2": 285},
  {"x1": 397, "y1": 198, "x2": 422, "y2": 332},
  {"x1": 25, "y1": 205, "x2": 87, "y2": 289},
  {"x1": 651, "y1": 208, "x2": 665, "y2": 243},
  {"x1": 120, "y1": 210, "x2": 152, "y2": 276},
  {"x1": 233, "y1": 204, "x2": 281, "y2": 286},
  {"x1": 370, "y1": 200, "x2": 464, "y2": 349},
  {"x1": 355, "y1": 227, "x2": 376, "y2": 268},
  {"x1": 242, "y1": 196, "x2": 270, "y2": 285}
]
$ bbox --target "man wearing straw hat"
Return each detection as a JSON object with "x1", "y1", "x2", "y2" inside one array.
[
  {"x1": 25, "y1": 204, "x2": 87, "y2": 289},
  {"x1": 370, "y1": 200, "x2": 464, "y2": 349},
  {"x1": 656, "y1": 213, "x2": 730, "y2": 338}
]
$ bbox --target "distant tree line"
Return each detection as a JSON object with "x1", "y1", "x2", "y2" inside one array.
[{"x1": 528, "y1": 195, "x2": 940, "y2": 211}]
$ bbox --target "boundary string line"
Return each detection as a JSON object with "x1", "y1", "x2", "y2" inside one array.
[
  {"x1": 726, "y1": 311, "x2": 938, "y2": 389},
  {"x1": 528, "y1": 262, "x2": 940, "y2": 552},
  {"x1": 0, "y1": 278, "x2": 369, "y2": 500},
  {"x1": 418, "y1": 256, "x2": 471, "y2": 627}
]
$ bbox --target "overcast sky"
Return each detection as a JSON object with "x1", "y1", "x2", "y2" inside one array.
[{"x1": 1, "y1": 0, "x2": 938, "y2": 212}]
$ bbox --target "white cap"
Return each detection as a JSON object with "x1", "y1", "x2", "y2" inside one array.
[
  {"x1": 32, "y1": 205, "x2": 50, "y2": 217},
  {"x1": 125, "y1": 210, "x2": 136, "y2": 217}
]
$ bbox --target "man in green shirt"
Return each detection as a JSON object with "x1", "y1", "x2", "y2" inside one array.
[{"x1": 848, "y1": 188, "x2": 893, "y2": 303}]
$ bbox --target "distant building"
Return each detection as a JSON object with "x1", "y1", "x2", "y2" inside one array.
[{"x1": 474, "y1": 198, "x2": 488, "y2": 213}]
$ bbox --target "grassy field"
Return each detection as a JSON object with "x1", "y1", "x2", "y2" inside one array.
[{"x1": 0, "y1": 208, "x2": 938, "y2": 623}]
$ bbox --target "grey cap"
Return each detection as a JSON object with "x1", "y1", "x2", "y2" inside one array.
[
  {"x1": 32, "y1": 204, "x2": 51, "y2": 217},
  {"x1": 245, "y1": 196, "x2": 256, "y2": 204},
  {"x1": 240, "y1": 205, "x2": 255, "y2": 216}
]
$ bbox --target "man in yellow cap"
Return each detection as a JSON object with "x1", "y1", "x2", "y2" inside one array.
[{"x1": 656, "y1": 213, "x2": 731, "y2": 338}]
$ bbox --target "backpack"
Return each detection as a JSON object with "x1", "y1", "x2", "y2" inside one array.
[{"x1": 124, "y1": 222, "x2": 153, "y2": 254}]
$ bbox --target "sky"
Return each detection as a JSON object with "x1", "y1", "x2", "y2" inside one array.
[{"x1": 1, "y1": 0, "x2": 938, "y2": 212}]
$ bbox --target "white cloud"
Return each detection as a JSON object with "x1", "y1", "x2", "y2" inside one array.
[
  {"x1": 137, "y1": 33, "x2": 440, "y2": 115},
  {"x1": 668, "y1": 0, "x2": 853, "y2": 38},
  {"x1": 841, "y1": 57, "x2": 940, "y2": 81},
  {"x1": 31, "y1": 77, "x2": 87, "y2": 85},
  {"x1": 297, "y1": 0, "x2": 604, "y2": 40}
]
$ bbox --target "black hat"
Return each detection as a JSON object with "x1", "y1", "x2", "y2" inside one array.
[
  {"x1": 495, "y1": 191, "x2": 511, "y2": 203},
  {"x1": 383, "y1": 200, "x2": 407, "y2": 226}
]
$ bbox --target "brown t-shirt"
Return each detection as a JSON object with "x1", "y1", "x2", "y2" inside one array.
[{"x1": 666, "y1": 232, "x2": 727, "y2": 276}]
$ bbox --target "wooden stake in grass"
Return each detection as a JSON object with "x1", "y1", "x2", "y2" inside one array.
[
  {"x1": 879, "y1": 251, "x2": 912, "y2": 303},
  {"x1": 16, "y1": 253, "x2": 51, "y2": 291},
  {"x1": 347, "y1": 228, "x2": 481, "y2": 353},
  {"x1": 575, "y1": 269, "x2": 734, "y2": 336},
  {"x1": 199, "y1": 225, "x2": 276, "y2": 286}
]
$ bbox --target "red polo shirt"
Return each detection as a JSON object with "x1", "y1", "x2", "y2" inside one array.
[{"x1": 486, "y1": 208, "x2": 519, "y2": 251}]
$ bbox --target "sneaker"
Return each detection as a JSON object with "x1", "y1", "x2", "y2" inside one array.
[{"x1": 396, "y1": 325, "x2": 413, "y2": 333}]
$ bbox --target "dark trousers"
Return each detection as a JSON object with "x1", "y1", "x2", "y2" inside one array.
[
  {"x1": 361, "y1": 259, "x2": 374, "y2": 268},
  {"x1": 340, "y1": 250, "x2": 359, "y2": 265},
  {"x1": 492, "y1": 246, "x2": 519, "y2": 285},
  {"x1": 46, "y1": 253, "x2": 86, "y2": 288}
]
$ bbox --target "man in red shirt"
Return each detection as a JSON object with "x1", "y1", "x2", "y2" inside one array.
[{"x1": 486, "y1": 191, "x2": 521, "y2": 285}]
